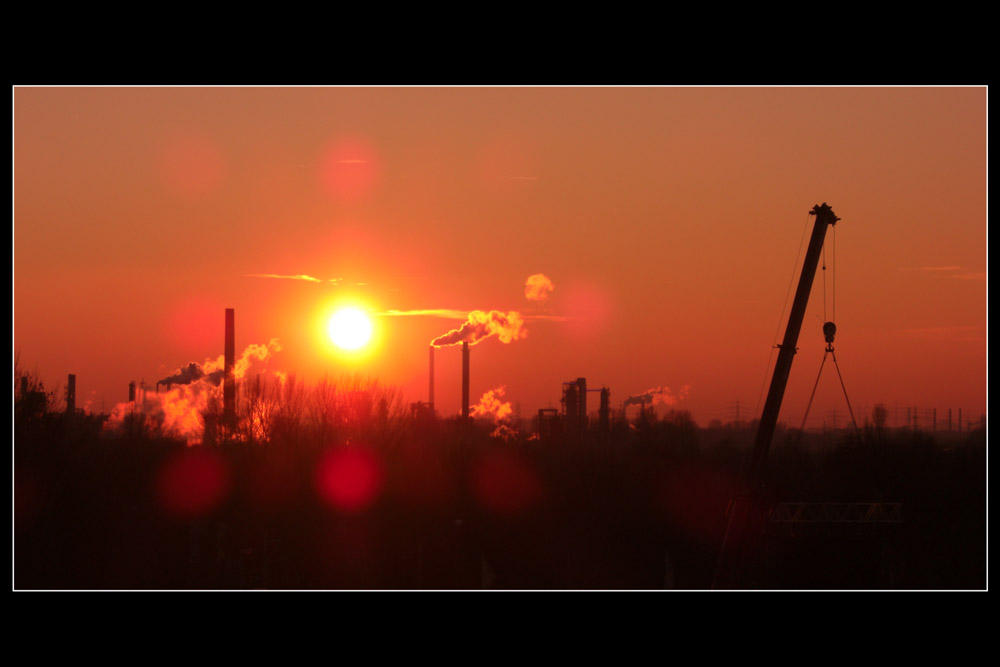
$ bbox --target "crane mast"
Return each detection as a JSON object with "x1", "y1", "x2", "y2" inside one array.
[{"x1": 713, "y1": 202, "x2": 840, "y2": 588}]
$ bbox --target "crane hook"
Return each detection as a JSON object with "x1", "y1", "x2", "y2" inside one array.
[{"x1": 823, "y1": 321, "x2": 837, "y2": 345}]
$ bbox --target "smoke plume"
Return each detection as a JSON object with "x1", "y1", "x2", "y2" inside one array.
[
  {"x1": 430, "y1": 310, "x2": 526, "y2": 347},
  {"x1": 524, "y1": 273, "x2": 554, "y2": 302},
  {"x1": 471, "y1": 386, "x2": 513, "y2": 422},
  {"x1": 623, "y1": 385, "x2": 691, "y2": 408},
  {"x1": 158, "y1": 362, "x2": 207, "y2": 387},
  {"x1": 105, "y1": 339, "x2": 282, "y2": 445}
]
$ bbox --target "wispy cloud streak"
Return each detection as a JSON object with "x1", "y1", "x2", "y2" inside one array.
[
  {"x1": 246, "y1": 273, "x2": 322, "y2": 282},
  {"x1": 376, "y1": 309, "x2": 470, "y2": 319}
]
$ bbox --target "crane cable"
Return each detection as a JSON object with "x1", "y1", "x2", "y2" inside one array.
[
  {"x1": 800, "y1": 346, "x2": 858, "y2": 432},
  {"x1": 800, "y1": 222, "x2": 859, "y2": 432},
  {"x1": 822, "y1": 238, "x2": 827, "y2": 321}
]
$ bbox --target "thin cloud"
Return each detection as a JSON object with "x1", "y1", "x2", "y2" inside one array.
[
  {"x1": 376, "y1": 309, "x2": 470, "y2": 319},
  {"x1": 246, "y1": 274, "x2": 369, "y2": 287},
  {"x1": 952, "y1": 272, "x2": 986, "y2": 281},
  {"x1": 246, "y1": 273, "x2": 322, "y2": 283},
  {"x1": 919, "y1": 266, "x2": 964, "y2": 272},
  {"x1": 524, "y1": 314, "x2": 571, "y2": 322}
]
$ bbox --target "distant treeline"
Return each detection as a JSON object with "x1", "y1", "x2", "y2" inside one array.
[{"x1": 14, "y1": 369, "x2": 986, "y2": 590}]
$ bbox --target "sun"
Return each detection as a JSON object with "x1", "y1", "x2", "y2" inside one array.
[{"x1": 327, "y1": 307, "x2": 373, "y2": 351}]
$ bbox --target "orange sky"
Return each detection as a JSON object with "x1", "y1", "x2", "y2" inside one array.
[{"x1": 13, "y1": 87, "x2": 987, "y2": 427}]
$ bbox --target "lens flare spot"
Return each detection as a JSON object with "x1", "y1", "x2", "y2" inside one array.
[
  {"x1": 155, "y1": 448, "x2": 230, "y2": 519},
  {"x1": 328, "y1": 307, "x2": 373, "y2": 351},
  {"x1": 315, "y1": 447, "x2": 383, "y2": 512}
]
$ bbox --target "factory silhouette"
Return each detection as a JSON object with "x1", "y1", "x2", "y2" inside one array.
[{"x1": 14, "y1": 206, "x2": 987, "y2": 590}]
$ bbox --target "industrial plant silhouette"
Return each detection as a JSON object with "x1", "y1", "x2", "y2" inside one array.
[{"x1": 13, "y1": 205, "x2": 986, "y2": 590}]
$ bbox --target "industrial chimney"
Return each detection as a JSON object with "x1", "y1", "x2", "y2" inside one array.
[
  {"x1": 129, "y1": 381, "x2": 136, "y2": 402},
  {"x1": 599, "y1": 387, "x2": 611, "y2": 432},
  {"x1": 429, "y1": 345, "x2": 435, "y2": 415},
  {"x1": 66, "y1": 373, "x2": 76, "y2": 416},
  {"x1": 224, "y1": 308, "x2": 235, "y2": 428},
  {"x1": 462, "y1": 341, "x2": 470, "y2": 419}
]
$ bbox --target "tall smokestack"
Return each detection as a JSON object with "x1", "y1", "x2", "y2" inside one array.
[
  {"x1": 129, "y1": 381, "x2": 136, "y2": 402},
  {"x1": 224, "y1": 308, "x2": 235, "y2": 428},
  {"x1": 66, "y1": 373, "x2": 76, "y2": 416},
  {"x1": 599, "y1": 387, "x2": 610, "y2": 432},
  {"x1": 462, "y1": 341, "x2": 470, "y2": 419},
  {"x1": 429, "y1": 345, "x2": 435, "y2": 414}
]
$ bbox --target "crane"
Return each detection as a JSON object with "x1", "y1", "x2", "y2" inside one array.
[{"x1": 712, "y1": 203, "x2": 840, "y2": 588}]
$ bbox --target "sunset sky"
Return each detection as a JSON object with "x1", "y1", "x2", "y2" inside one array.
[{"x1": 13, "y1": 87, "x2": 987, "y2": 427}]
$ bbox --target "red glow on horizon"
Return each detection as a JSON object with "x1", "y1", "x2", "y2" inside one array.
[
  {"x1": 315, "y1": 447, "x2": 383, "y2": 512},
  {"x1": 155, "y1": 448, "x2": 230, "y2": 519}
]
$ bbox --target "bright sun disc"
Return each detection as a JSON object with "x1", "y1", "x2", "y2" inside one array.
[{"x1": 328, "y1": 307, "x2": 373, "y2": 351}]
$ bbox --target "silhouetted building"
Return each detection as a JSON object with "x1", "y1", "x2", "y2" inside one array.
[
  {"x1": 537, "y1": 408, "x2": 560, "y2": 439},
  {"x1": 561, "y1": 378, "x2": 588, "y2": 431},
  {"x1": 599, "y1": 387, "x2": 610, "y2": 432}
]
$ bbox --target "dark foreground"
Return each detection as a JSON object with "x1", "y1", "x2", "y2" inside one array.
[{"x1": 15, "y1": 401, "x2": 986, "y2": 590}]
